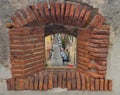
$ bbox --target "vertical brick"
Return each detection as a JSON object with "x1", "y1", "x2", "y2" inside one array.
[
  {"x1": 43, "y1": 73, "x2": 48, "y2": 90},
  {"x1": 53, "y1": 72, "x2": 58, "y2": 88},
  {"x1": 29, "y1": 77, "x2": 34, "y2": 90},
  {"x1": 76, "y1": 71, "x2": 81, "y2": 90},
  {"x1": 97, "y1": 15, "x2": 106, "y2": 27},
  {"x1": 7, "y1": 79, "x2": 11, "y2": 90},
  {"x1": 25, "y1": 78, "x2": 29, "y2": 90},
  {"x1": 25, "y1": 6, "x2": 36, "y2": 23},
  {"x1": 71, "y1": 71, "x2": 76, "y2": 90},
  {"x1": 85, "y1": 75, "x2": 90, "y2": 90},
  {"x1": 81, "y1": 10, "x2": 91, "y2": 27},
  {"x1": 68, "y1": 4, "x2": 75, "y2": 24},
  {"x1": 100, "y1": 79, "x2": 104, "y2": 91},
  {"x1": 58, "y1": 72, "x2": 63, "y2": 88},
  {"x1": 10, "y1": 78, "x2": 16, "y2": 90},
  {"x1": 37, "y1": 3, "x2": 48, "y2": 23},
  {"x1": 95, "y1": 79, "x2": 99, "y2": 91},
  {"x1": 15, "y1": 12, "x2": 26, "y2": 26},
  {"x1": 16, "y1": 79, "x2": 25, "y2": 90},
  {"x1": 48, "y1": 72, "x2": 53, "y2": 89},
  {"x1": 104, "y1": 80, "x2": 108, "y2": 91},
  {"x1": 80, "y1": 73, "x2": 85, "y2": 90},
  {"x1": 64, "y1": 3, "x2": 71, "y2": 24},
  {"x1": 108, "y1": 80, "x2": 112, "y2": 91},
  {"x1": 31, "y1": 4, "x2": 44, "y2": 23},
  {"x1": 77, "y1": 6, "x2": 87, "y2": 26},
  {"x1": 73, "y1": 4, "x2": 81, "y2": 25},
  {"x1": 43, "y1": 2, "x2": 52, "y2": 23},
  {"x1": 63, "y1": 71, "x2": 67, "y2": 88},
  {"x1": 50, "y1": 2, "x2": 56, "y2": 22},
  {"x1": 39, "y1": 72, "x2": 44, "y2": 90},
  {"x1": 55, "y1": 3, "x2": 61, "y2": 22},
  {"x1": 67, "y1": 71, "x2": 71, "y2": 90},
  {"x1": 90, "y1": 78, "x2": 95, "y2": 91},
  {"x1": 11, "y1": 15, "x2": 22, "y2": 27},
  {"x1": 61, "y1": 3, "x2": 65, "y2": 23},
  {"x1": 34, "y1": 77, "x2": 39, "y2": 90},
  {"x1": 89, "y1": 14, "x2": 101, "y2": 28}
]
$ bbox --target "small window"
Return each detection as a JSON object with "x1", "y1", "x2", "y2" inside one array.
[{"x1": 45, "y1": 33, "x2": 77, "y2": 68}]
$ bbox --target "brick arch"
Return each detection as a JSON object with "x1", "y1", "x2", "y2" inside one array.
[
  {"x1": 10, "y1": 2, "x2": 109, "y2": 29},
  {"x1": 7, "y1": 1, "x2": 112, "y2": 91}
]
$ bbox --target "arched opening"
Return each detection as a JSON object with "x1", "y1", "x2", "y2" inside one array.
[
  {"x1": 45, "y1": 33, "x2": 77, "y2": 68},
  {"x1": 6, "y1": 1, "x2": 112, "y2": 91}
]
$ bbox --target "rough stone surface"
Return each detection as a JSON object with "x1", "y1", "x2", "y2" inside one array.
[{"x1": 0, "y1": 0, "x2": 120, "y2": 95}]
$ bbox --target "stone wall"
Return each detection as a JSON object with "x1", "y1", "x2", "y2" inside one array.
[{"x1": 0, "y1": 0, "x2": 120, "y2": 94}]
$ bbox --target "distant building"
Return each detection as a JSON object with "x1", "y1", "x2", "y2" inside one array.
[
  {"x1": 45, "y1": 35, "x2": 53, "y2": 63},
  {"x1": 66, "y1": 35, "x2": 77, "y2": 65}
]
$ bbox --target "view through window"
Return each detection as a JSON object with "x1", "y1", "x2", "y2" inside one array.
[{"x1": 45, "y1": 33, "x2": 77, "y2": 68}]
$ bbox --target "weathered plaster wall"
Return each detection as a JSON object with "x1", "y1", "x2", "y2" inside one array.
[{"x1": 0, "y1": 0, "x2": 120, "y2": 95}]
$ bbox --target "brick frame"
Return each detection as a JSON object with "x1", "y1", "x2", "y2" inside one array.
[{"x1": 7, "y1": 1, "x2": 112, "y2": 91}]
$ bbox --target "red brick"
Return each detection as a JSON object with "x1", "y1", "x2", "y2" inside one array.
[
  {"x1": 81, "y1": 10, "x2": 91, "y2": 27},
  {"x1": 97, "y1": 70, "x2": 106, "y2": 75},
  {"x1": 89, "y1": 40, "x2": 109, "y2": 46},
  {"x1": 100, "y1": 79, "x2": 104, "y2": 91},
  {"x1": 58, "y1": 72, "x2": 63, "y2": 88},
  {"x1": 77, "y1": 6, "x2": 87, "y2": 26},
  {"x1": 64, "y1": 3, "x2": 71, "y2": 24},
  {"x1": 97, "y1": 15, "x2": 106, "y2": 27},
  {"x1": 11, "y1": 15, "x2": 22, "y2": 27},
  {"x1": 104, "y1": 80, "x2": 108, "y2": 91},
  {"x1": 63, "y1": 71, "x2": 67, "y2": 88},
  {"x1": 37, "y1": 3, "x2": 48, "y2": 23},
  {"x1": 15, "y1": 12, "x2": 26, "y2": 26},
  {"x1": 89, "y1": 14, "x2": 101, "y2": 28},
  {"x1": 43, "y1": 2, "x2": 50, "y2": 16},
  {"x1": 48, "y1": 72, "x2": 53, "y2": 89},
  {"x1": 43, "y1": 73, "x2": 48, "y2": 90},
  {"x1": 50, "y1": 2, "x2": 56, "y2": 22},
  {"x1": 29, "y1": 77, "x2": 34, "y2": 90},
  {"x1": 77, "y1": 64, "x2": 89, "y2": 71},
  {"x1": 90, "y1": 78, "x2": 95, "y2": 91},
  {"x1": 92, "y1": 29, "x2": 109, "y2": 34},
  {"x1": 68, "y1": 4, "x2": 75, "y2": 24},
  {"x1": 73, "y1": 4, "x2": 81, "y2": 25},
  {"x1": 34, "y1": 77, "x2": 39, "y2": 90},
  {"x1": 43, "y1": 2, "x2": 52, "y2": 23},
  {"x1": 86, "y1": 72, "x2": 105, "y2": 79},
  {"x1": 80, "y1": 73, "x2": 85, "y2": 90},
  {"x1": 55, "y1": 3, "x2": 61, "y2": 22},
  {"x1": 71, "y1": 71, "x2": 76, "y2": 90},
  {"x1": 67, "y1": 71, "x2": 71, "y2": 90},
  {"x1": 61, "y1": 3, "x2": 65, "y2": 23},
  {"x1": 31, "y1": 4, "x2": 43, "y2": 22},
  {"x1": 108, "y1": 80, "x2": 112, "y2": 91},
  {"x1": 90, "y1": 34, "x2": 109, "y2": 39},
  {"x1": 98, "y1": 25, "x2": 110, "y2": 30},
  {"x1": 95, "y1": 79, "x2": 99, "y2": 91},
  {"x1": 26, "y1": 6, "x2": 36, "y2": 22},
  {"x1": 89, "y1": 47, "x2": 108, "y2": 53},
  {"x1": 25, "y1": 78, "x2": 29, "y2": 90},
  {"x1": 53, "y1": 72, "x2": 58, "y2": 88},
  {"x1": 16, "y1": 79, "x2": 25, "y2": 90},
  {"x1": 85, "y1": 75, "x2": 90, "y2": 90},
  {"x1": 7, "y1": 79, "x2": 11, "y2": 90},
  {"x1": 76, "y1": 71, "x2": 81, "y2": 90},
  {"x1": 78, "y1": 56, "x2": 90, "y2": 63},
  {"x1": 39, "y1": 72, "x2": 44, "y2": 90}
]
